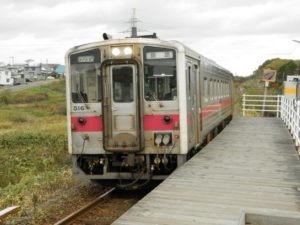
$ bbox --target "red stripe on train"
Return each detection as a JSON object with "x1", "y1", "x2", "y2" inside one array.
[
  {"x1": 144, "y1": 114, "x2": 180, "y2": 131},
  {"x1": 71, "y1": 115, "x2": 180, "y2": 132},
  {"x1": 71, "y1": 98, "x2": 231, "y2": 132},
  {"x1": 201, "y1": 98, "x2": 232, "y2": 118},
  {"x1": 71, "y1": 116, "x2": 102, "y2": 132}
]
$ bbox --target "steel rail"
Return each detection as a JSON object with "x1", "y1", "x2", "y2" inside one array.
[
  {"x1": 0, "y1": 206, "x2": 20, "y2": 222},
  {"x1": 53, "y1": 187, "x2": 116, "y2": 225}
]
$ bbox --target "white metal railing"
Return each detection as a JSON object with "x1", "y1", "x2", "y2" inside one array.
[
  {"x1": 242, "y1": 94, "x2": 281, "y2": 117},
  {"x1": 242, "y1": 94, "x2": 300, "y2": 147},
  {"x1": 281, "y1": 96, "x2": 300, "y2": 146}
]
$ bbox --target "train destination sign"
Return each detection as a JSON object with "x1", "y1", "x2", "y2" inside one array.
[
  {"x1": 262, "y1": 69, "x2": 277, "y2": 82},
  {"x1": 146, "y1": 51, "x2": 174, "y2": 60},
  {"x1": 78, "y1": 56, "x2": 95, "y2": 63},
  {"x1": 70, "y1": 49, "x2": 100, "y2": 65}
]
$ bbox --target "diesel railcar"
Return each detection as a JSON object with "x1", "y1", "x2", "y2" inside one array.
[{"x1": 65, "y1": 35, "x2": 233, "y2": 186}]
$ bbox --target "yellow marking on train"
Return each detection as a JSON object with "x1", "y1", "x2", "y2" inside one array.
[{"x1": 284, "y1": 88, "x2": 297, "y2": 95}]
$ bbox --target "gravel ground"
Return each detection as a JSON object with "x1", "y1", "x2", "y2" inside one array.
[
  {"x1": 3, "y1": 181, "x2": 111, "y2": 225},
  {"x1": 3, "y1": 181, "x2": 160, "y2": 225}
]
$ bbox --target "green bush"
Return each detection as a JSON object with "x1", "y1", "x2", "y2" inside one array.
[{"x1": 0, "y1": 90, "x2": 13, "y2": 105}]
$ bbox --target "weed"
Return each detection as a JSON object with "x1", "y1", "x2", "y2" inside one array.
[
  {"x1": 0, "y1": 90, "x2": 13, "y2": 104},
  {"x1": 0, "y1": 79, "x2": 74, "y2": 221}
]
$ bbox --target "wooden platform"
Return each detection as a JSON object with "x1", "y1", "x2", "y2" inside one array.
[{"x1": 113, "y1": 118, "x2": 300, "y2": 225}]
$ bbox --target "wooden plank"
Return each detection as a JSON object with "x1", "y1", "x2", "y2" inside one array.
[{"x1": 113, "y1": 118, "x2": 300, "y2": 225}]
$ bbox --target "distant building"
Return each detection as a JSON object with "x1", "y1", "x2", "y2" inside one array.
[
  {"x1": 23, "y1": 64, "x2": 55, "y2": 81},
  {"x1": 55, "y1": 65, "x2": 65, "y2": 77},
  {"x1": 0, "y1": 62, "x2": 61, "y2": 84},
  {"x1": 24, "y1": 65, "x2": 42, "y2": 81},
  {"x1": 0, "y1": 69, "x2": 14, "y2": 85},
  {"x1": 0, "y1": 68, "x2": 23, "y2": 85},
  {"x1": 6, "y1": 64, "x2": 26, "y2": 84}
]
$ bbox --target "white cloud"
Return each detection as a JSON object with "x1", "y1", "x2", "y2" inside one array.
[{"x1": 0, "y1": 0, "x2": 299, "y2": 75}]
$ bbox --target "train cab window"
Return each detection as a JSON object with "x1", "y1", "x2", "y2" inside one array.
[
  {"x1": 70, "y1": 49, "x2": 101, "y2": 103},
  {"x1": 143, "y1": 46, "x2": 177, "y2": 101}
]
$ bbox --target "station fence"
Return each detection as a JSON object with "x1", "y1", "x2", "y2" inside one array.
[{"x1": 242, "y1": 94, "x2": 300, "y2": 147}]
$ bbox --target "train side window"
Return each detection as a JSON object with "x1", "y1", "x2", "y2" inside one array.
[
  {"x1": 211, "y1": 79, "x2": 214, "y2": 100},
  {"x1": 217, "y1": 80, "x2": 220, "y2": 99},
  {"x1": 204, "y1": 77, "x2": 208, "y2": 102},
  {"x1": 226, "y1": 82, "x2": 229, "y2": 96},
  {"x1": 215, "y1": 80, "x2": 218, "y2": 99},
  {"x1": 221, "y1": 81, "x2": 223, "y2": 98},
  {"x1": 228, "y1": 83, "x2": 230, "y2": 96},
  {"x1": 218, "y1": 80, "x2": 221, "y2": 99},
  {"x1": 216, "y1": 80, "x2": 219, "y2": 99},
  {"x1": 213, "y1": 79, "x2": 217, "y2": 100},
  {"x1": 143, "y1": 46, "x2": 177, "y2": 101},
  {"x1": 209, "y1": 79, "x2": 212, "y2": 101},
  {"x1": 207, "y1": 79, "x2": 211, "y2": 101}
]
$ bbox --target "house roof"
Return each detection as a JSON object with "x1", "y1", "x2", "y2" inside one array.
[{"x1": 55, "y1": 65, "x2": 65, "y2": 74}]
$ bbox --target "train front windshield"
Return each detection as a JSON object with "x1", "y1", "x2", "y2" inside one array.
[
  {"x1": 143, "y1": 46, "x2": 177, "y2": 101},
  {"x1": 70, "y1": 49, "x2": 101, "y2": 103}
]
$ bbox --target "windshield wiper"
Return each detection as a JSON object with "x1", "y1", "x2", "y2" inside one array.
[
  {"x1": 77, "y1": 91, "x2": 87, "y2": 103},
  {"x1": 77, "y1": 90, "x2": 90, "y2": 109},
  {"x1": 146, "y1": 91, "x2": 163, "y2": 108}
]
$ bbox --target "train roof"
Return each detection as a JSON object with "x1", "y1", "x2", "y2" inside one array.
[
  {"x1": 66, "y1": 37, "x2": 232, "y2": 75},
  {"x1": 170, "y1": 40, "x2": 232, "y2": 75}
]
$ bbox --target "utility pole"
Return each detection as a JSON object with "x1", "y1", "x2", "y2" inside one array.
[
  {"x1": 121, "y1": 9, "x2": 150, "y2": 38},
  {"x1": 9, "y1": 56, "x2": 14, "y2": 65},
  {"x1": 129, "y1": 8, "x2": 139, "y2": 38},
  {"x1": 262, "y1": 81, "x2": 269, "y2": 117}
]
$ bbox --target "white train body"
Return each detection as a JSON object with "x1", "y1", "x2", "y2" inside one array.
[{"x1": 65, "y1": 37, "x2": 233, "y2": 182}]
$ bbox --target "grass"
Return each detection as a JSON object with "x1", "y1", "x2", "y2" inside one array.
[
  {"x1": 233, "y1": 76, "x2": 281, "y2": 117},
  {"x1": 0, "y1": 79, "x2": 76, "y2": 223}
]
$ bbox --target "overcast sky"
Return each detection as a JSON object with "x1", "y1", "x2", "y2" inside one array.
[{"x1": 0, "y1": 0, "x2": 300, "y2": 76}]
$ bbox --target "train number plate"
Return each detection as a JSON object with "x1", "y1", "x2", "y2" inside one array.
[{"x1": 73, "y1": 105, "x2": 85, "y2": 111}]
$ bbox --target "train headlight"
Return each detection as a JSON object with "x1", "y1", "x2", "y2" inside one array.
[
  {"x1": 155, "y1": 134, "x2": 163, "y2": 146},
  {"x1": 111, "y1": 46, "x2": 133, "y2": 58},
  {"x1": 162, "y1": 134, "x2": 171, "y2": 146},
  {"x1": 112, "y1": 48, "x2": 121, "y2": 56},
  {"x1": 154, "y1": 132, "x2": 172, "y2": 146},
  {"x1": 124, "y1": 47, "x2": 132, "y2": 55}
]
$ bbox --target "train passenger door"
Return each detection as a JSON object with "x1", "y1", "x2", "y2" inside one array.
[
  {"x1": 196, "y1": 63, "x2": 202, "y2": 141},
  {"x1": 187, "y1": 63, "x2": 197, "y2": 147},
  {"x1": 102, "y1": 64, "x2": 140, "y2": 152}
]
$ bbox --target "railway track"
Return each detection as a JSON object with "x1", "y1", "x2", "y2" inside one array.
[
  {"x1": 53, "y1": 184, "x2": 157, "y2": 225},
  {"x1": 54, "y1": 187, "x2": 116, "y2": 225}
]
